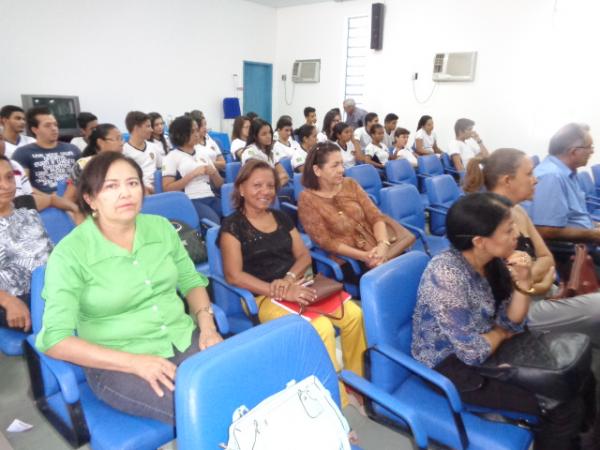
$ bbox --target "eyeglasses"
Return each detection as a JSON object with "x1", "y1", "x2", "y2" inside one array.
[
  {"x1": 574, "y1": 145, "x2": 594, "y2": 151},
  {"x1": 104, "y1": 136, "x2": 124, "y2": 142}
]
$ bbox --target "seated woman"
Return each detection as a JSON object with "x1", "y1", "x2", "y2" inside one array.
[
  {"x1": 291, "y1": 124, "x2": 317, "y2": 173},
  {"x1": 149, "y1": 112, "x2": 172, "y2": 157},
  {"x1": 363, "y1": 123, "x2": 389, "y2": 170},
  {"x1": 414, "y1": 115, "x2": 443, "y2": 156},
  {"x1": 332, "y1": 122, "x2": 358, "y2": 169},
  {"x1": 390, "y1": 127, "x2": 417, "y2": 168},
  {"x1": 194, "y1": 116, "x2": 226, "y2": 171},
  {"x1": 0, "y1": 155, "x2": 53, "y2": 332},
  {"x1": 317, "y1": 109, "x2": 341, "y2": 143},
  {"x1": 412, "y1": 192, "x2": 590, "y2": 450},
  {"x1": 230, "y1": 115, "x2": 251, "y2": 161},
  {"x1": 272, "y1": 116, "x2": 300, "y2": 162},
  {"x1": 298, "y1": 142, "x2": 415, "y2": 278},
  {"x1": 163, "y1": 116, "x2": 223, "y2": 224},
  {"x1": 35, "y1": 151, "x2": 222, "y2": 425},
  {"x1": 240, "y1": 118, "x2": 289, "y2": 186},
  {"x1": 463, "y1": 148, "x2": 600, "y2": 347},
  {"x1": 219, "y1": 159, "x2": 366, "y2": 406}
]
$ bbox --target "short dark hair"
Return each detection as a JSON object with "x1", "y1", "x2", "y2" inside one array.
[
  {"x1": 125, "y1": 111, "x2": 149, "y2": 133},
  {"x1": 246, "y1": 112, "x2": 259, "y2": 121},
  {"x1": 549, "y1": 123, "x2": 588, "y2": 156},
  {"x1": 301, "y1": 142, "x2": 341, "y2": 190},
  {"x1": 394, "y1": 127, "x2": 410, "y2": 138},
  {"x1": 364, "y1": 112, "x2": 378, "y2": 127},
  {"x1": 416, "y1": 115, "x2": 432, "y2": 131},
  {"x1": 275, "y1": 115, "x2": 293, "y2": 130},
  {"x1": 304, "y1": 107, "x2": 316, "y2": 118},
  {"x1": 26, "y1": 106, "x2": 52, "y2": 130},
  {"x1": 331, "y1": 122, "x2": 352, "y2": 141},
  {"x1": 384, "y1": 113, "x2": 399, "y2": 123},
  {"x1": 169, "y1": 116, "x2": 195, "y2": 148},
  {"x1": 232, "y1": 159, "x2": 280, "y2": 211},
  {"x1": 454, "y1": 118, "x2": 475, "y2": 137},
  {"x1": 82, "y1": 123, "x2": 119, "y2": 158},
  {"x1": 77, "y1": 152, "x2": 143, "y2": 215},
  {"x1": 77, "y1": 112, "x2": 98, "y2": 129},
  {"x1": 296, "y1": 124, "x2": 316, "y2": 146},
  {"x1": 0, "y1": 105, "x2": 24, "y2": 119},
  {"x1": 368, "y1": 123, "x2": 384, "y2": 136}
]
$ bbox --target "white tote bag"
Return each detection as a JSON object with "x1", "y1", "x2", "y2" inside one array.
[{"x1": 224, "y1": 375, "x2": 351, "y2": 450}]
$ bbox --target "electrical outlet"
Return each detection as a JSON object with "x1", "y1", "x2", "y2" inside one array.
[
  {"x1": 412, "y1": 72, "x2": 418, "y2": 80},
  {"x1": 282, "y1": 74, "x2": 287, "y2": 81}
]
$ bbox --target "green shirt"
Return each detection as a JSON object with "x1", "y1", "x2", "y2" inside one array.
[{"x1": 36, "y1": 214, "x2": 208, "y2": 358}]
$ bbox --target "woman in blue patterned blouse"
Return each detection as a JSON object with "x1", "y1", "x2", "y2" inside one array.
[{"x1": 412, "y1": 192, "x2": 588, "y2": 450}]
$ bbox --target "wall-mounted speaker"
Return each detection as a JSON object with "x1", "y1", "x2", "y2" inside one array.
[{"x1": 370, "y1": 3, "x2": 384, "y2": 50}]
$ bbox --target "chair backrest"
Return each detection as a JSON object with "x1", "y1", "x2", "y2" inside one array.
[
  {"x1": 417, "y1": 155, "x2": 444, "y2": 177},
  {"x1": 385, "y1": 159, "x2": 418, "y2": 188},
  {"x1": 293, "y1": 172, "x2": 304, "y2": 202},
  {"x1": 379, "y1": 184, "x2": 426, "y2": 231},
  {"x1": 122, "y1": 132, "x2": 130, "y2": 143},
  {"x1": 591, "y1": 164, "x2": 600, "y2": 188},
  {"x1": 39, "y1": 208, "x2": 75, "y2": 245},
  {"x1": 153, "y1": 169, "x2": 163, "y2": 194},
  {"x1": 221, "y1": 182, "x2": 280, "y2": 217},
  {"x1": 577, "y1": 171, "x2": 595, "y2": 197},
  {"x1": 425, "y1": 174, "x2": 461, "y2": 207},
  {"x1": 345, "y1": 164, "x2": 382, "y2": 203},
  {"x1": 208, "y1": 131, "x2": 231, "y2": 153},
  {"x1": 530, "y1": 155, "x2": 540, "y2": 168},
  {"x1": 176, "y1": 315, "x2": 339, "y2": 450},
  {"x1": 440, "y1": 153, "x2": 455, "y2": 171},
  {"x1": 360, "y1": 251, "x2": 430, "y2": 394},
  {"x1": 141, "y1": 191, "x2": 199, "y2": 229},
  {"x1": 225, "y1": 161, "x2": 242, "y2": 183},
  {"x1": 279, "y1": 157, "x2": 294, "y2": 178}
]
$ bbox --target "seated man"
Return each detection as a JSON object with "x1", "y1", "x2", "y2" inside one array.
[
  {"x1": 0, "y1": 105, "x2": 36, "y2": 158},
  {"x1": 70, "y1": 112, "x2": 98, "y2": 151},
  {"x1": 448, "y1": 118, "x2": 488, "y2": 172},
  {"x1": 343, "y1": 98, "x2": 367, "y2": 130},
  {"x1": 122, "y1": 111, "x2": 161, "y2": 193},
  {"x1": 530, "y1": 123, "x2": 599, "y2": 272}
]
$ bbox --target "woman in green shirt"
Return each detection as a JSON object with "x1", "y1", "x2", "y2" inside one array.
[{"x1": 36, "y1": 151, "x2": 222, "y2": 424}]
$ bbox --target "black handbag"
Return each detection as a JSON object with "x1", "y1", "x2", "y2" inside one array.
[
  {"x1": 171, "y1": 220, "x2": 208, "y2": 264},
  {"x1": 478, "y1": 331, "x2": 591, "y2": 405}
]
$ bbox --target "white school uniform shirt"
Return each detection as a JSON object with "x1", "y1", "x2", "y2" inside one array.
[
  {"x1": 291, "y1": 146, "x2": 309, "y2": 171},
  {"x1": 353, "y1": 127, "x2": 371, "y2": 150},
  {"x1": 413, "y1": 129, "x2": 437, "y2": 153},
  {"x1": 335, "y1": 141, "x2": 356, "y2": 169},
  {"x1": 11, "y1": 160, "x2": 33, "y2": 196},
  {"x1": 4, "y1": 135, "x2": 36, "y2": 159},
  {"x1": 230, "y1": 138, "x2": 246, "y2": 160},
  {"x1": 365, "y1": 142, "x2": 390, "y2": 165},
  {"x1": 162, "y1": 148, "x2": 215, "y2": 199},
  {"x1": 70, "y1": 137, "x2": 87, "y2": 152},
  {"x1": 273, "y1": 140, "x2": 298, "y2": 162},
  {"x1": 316, "y1": 131, "x2": 328, "y2": 143},
  {"x1": 394, "y1": 147, "x2": 418, "y2": 167},
  {"x1": 122, "y1": 141, "x2": 160, "y2": 188},
  {"x1": 241, "y1": 144, "x2": 275, "y2": 168},
  {"x1": 448, "y1": 138, "x2": 481, "y2": 167},
  {"x1": 383, "y1": 130, "x2": 394, "y2": 149},
  {"x1": 195, "y1": 136, "x2": 222, "y2": 163}
]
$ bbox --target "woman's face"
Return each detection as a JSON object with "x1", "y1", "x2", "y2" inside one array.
[
  {"x1": 329, "y1": 114, "x2": 341, "y2": 132},
  {"x1": 239, "y1": 168, "x2": 276, "y2": 212},
  {"x1": 241, "y1": 120, "x2": 250, "y2": 140},
  {"x1": 372, "y1": 127, "x2": 385, "y2": 144},
  {"x1": 188, "y1": 120, "x2": 201, "y2": 147},
  {"x1": 152, "y1": 118, "x2": 164, "y2": 137},
  {"x1": 339, "y1": 127, "x2": 353, "y2": 143},
  {"x1": 479, "y1": 213, "x2": 518, "y2": 259},
  {"x1": 97, "y1": 128, "x2": 124, "y2": 153},
  {"x1": 198, "y1": 119, "x2": 208, "y2": 139},
  {"x1": 0, "y1": 159, "x2": 16, "y2": 212},
  {"x1": 278, "y1": 126, "x2": 292, "y2": 142},
  {"x1": 257, "y1": 125, "x2": 272, "y2": 148},
  {"x1": 424, "y1": 119, "x2": 434, "y2": 134},
  {"x1": 507, "y1": 157, "x2": 537, "y2": 202},
  {"x1": 85, "y1": 160, "x2": 143, "y2": 225},
  {"x1": 394, "y1": 133, "x2": 409, "y2": 148},
  {"x1": 314, "y1": 151, "x2": 344, "y2": 188},
  {"x1": 303, "y1": 128, "x2": 318, "y2": 150}
]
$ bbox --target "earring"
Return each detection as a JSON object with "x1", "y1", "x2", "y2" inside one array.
[{"x1": 91, "y1": 209, "x2": 98, "y2": 219}]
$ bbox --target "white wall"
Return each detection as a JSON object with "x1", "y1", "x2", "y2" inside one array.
[
  {"x1": 0, "y1": 0, "x2": 276, "y2": 132},
  {"x1": 274, "y1": 0, "x2": 600, "y2": 161}
]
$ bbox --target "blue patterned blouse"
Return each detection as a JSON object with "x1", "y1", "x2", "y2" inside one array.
[{"x1": 411, "y1": 248, "x2": 525, "y2": 368}]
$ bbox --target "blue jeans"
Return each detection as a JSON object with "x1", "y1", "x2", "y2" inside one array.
[{"x1": 191, "y1": 196, "x2": 222, "y2": 224}]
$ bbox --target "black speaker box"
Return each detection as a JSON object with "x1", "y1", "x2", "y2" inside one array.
[{"x1": 370, "y1": 3, "x2": 385, "y2": 50}]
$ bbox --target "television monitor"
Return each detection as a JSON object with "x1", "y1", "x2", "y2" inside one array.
[{"x1": 21, "y1": 94, "x2": 81, "y2": 137}]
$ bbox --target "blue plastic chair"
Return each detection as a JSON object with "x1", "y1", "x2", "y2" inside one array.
[
  {"x1": 225, "y1": 161, "x2": 241, "y2": 183},
  {"x1": 153, "y1": 169, "x2": 163, "y2": 194},
  {"x1": 56, "y1": 178, "x2": 68, "y2": 197},
  {"x1": 0, "y1": 328, "x2": 28, "y2": 356},
  {"x1": 279, "y1": 156, "x2": 294, "y2": 178},
  {"x1": 122, "y1": 132, "x2": 130, "y2": 143},
  {"x1": 177, "y1": 316, "x2": 424, "y2": 450},
  {"x1": 591, "y1": 164, "x2": 600, "y2": 196},
  {"x1": 577, "y1": 171, "x2": 600, "y2": 217},
  {"x1": 40, "y1": 207, "x2": 76, "y2": 245},
  {"x1": 441, "y1": 153, "x2": 463, "y2": 179},
  {"x1": 349, "y1": 252, "x2": 534, "y2": 450},
  {"x1": 345, "y1": 164, "x2": 387, "y2": 204},
  {"x1": 385, "y1": 159, "x2": 429, "y2": 207},
  {"x1": 416, "y1": 155, "x2": 446, "y2": 193},
  {"x1": 380, "y1": 184, "x2": 449, "y2": 256},
  {"x1": 425, "y1": 175, "x2": 463, "y2": 236}
]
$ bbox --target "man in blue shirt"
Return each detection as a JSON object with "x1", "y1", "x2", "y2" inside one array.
[{"x1": 531, "y1": 123, "x2": 597, "y2": 246}]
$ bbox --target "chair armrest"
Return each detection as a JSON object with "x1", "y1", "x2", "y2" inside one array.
[
  {"x1": 338, "y1": 255, "x2": 363, "y2": 276},
  {"x1": 200, "y1": 218, "x2": 219, "y2": 229},
  {"x1": 401, "y1": 223, "x2": 432, "y2": 257},
  {"x1": 425, "y1": 205, "x2": 449, "y2": 216},
  {"x1": 29, "y1": 341, "x2": 81, "y2": 404},
  {"x1": 281, "y1": 201, "x2": 297, "y2": 212},
  {"x1": 207, "y1": 274, "x2": 259, "y2": 317},
  {"x1": 211, "y1": 304, "x2": 230, "y2": 335},
  {"x1": 310, "y1": 251, "x2": 344, "y2": 281},
  {"x1": 367, "y1": 193, "x2": 378, "y2": 204},
  {"x1": 340, "y1": 371, "x2": 428, "y2": 449},
  {"x1": 382, "y1": 181, "x2": 395, "y2": 187},
  {"x1": 416, "y1": 173, "x2": 431, "y2": 180}
]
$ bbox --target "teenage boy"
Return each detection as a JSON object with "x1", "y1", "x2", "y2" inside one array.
[
  {"x1": 383, "y1": 113, "x2": 399, "y2": 148},
  {"x1": 70, "y1": 112, "x2": 98, "y2": 151},
  {"x1": 448, "y1": 118, "x2": 488, "y2": 171},
  {"x1": 303, "y1": 106, "x2": 317, "y2": 127},
  {"x1": 122, "y1": 111, "x2": 161, "y2": 193},
  {"x1": 0, "y1": 105, "x2": 36, "y2": 158},
  {"x1": 353, "y1": 112, "x2": 379, "y2": 150}
]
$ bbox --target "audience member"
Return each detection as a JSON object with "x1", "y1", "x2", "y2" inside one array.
[
  {"x1": 363, "y1": 123, "x2": 389, "y2": 169},
  {"x1": 35, "y1": 151, "x2": 222, "y2": 425},
  {"x1": 231, "y1": 115, "x2": 251, "y2": 160},
  {"x1": 317, "y1": 109, "x2": 341, "y2": 143},
  {"x1": 353, "y1": 112, "x2": 378, "y2": 150},
  {"x1": 241, "y1": 119, "x2": 289, "y2": 186},
  {"x1": 0, "y1": 134, "x2": 33, "y2": 205},
  {"x1": 273, "y1": 116, "x2": 299, "y2": 161},
  {"x1": 13, "y1": 107, "x2": 81, "y2": 194},
  {"x1": 163, "y1": 116, "x2": 223, "y2": 224},
  {"x1": 448, "y1": 118, "x2": 488, "y2": 171},
  {"x1": 298, "y1": 143, "x2": 414, "y2": 277},
  {"x1": 383, "y1": 113, "x2": 398, "y2": 148},
  {"x1": 291, "y1": 124, "x2": 317, "y2": 173},
  {"x1": 193, "y1": 116, "x2": 226, "y2": 171},
  {"x1": 412, "y1": 192, "x2": 589, "y2": 450},
  {"x1": 219, "y1": 159, "x2": 366, "y2": 407},
  {"x1": 149, "y1": 112, "x2": 172, "y2": 156},
  {"x1": 331, "y1": 122, "x2": 357, "y2": 169},
  {"x1": 70, "y1": 112, "x2": 98, "y2": 152},
  {"x1": 342, "y1": 99, "x2": 367, "y2": 129},
  {"x1": 464, "y1": 148, "x2": 600, "y2": 346},
  {"x1": 391, "y1": 128, "x2": 417, "y2": 167},
  {"x1": 303, "y1": 106, "x2": 317, "y2": 127},
  {"x1": 0, "y1": 105, "x2": 36, "y2": 158},
  {"x1": 246, "y1": 111, "x2": 259, "y2": 121},
  {"x1": 414, "y1": 115, "x2": 443, "y2": 155},
  {"x1": 0, "y1": 155, "x2": 52, "y2": 332},
  {"x1": 122, "y1": 111, "x2": 161, "y2": 193}
]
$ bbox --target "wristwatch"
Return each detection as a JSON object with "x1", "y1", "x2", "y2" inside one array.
[{"x1": 195, "y1": 305, "x2": 214, "y2": 316}]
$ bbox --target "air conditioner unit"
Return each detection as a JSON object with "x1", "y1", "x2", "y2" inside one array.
[
  {"x1": 432, "y1": 52, "x2": 477, "y2": 82},
  {"x1": 292, "y1": 59, "x2": 321, "y2": 83}
]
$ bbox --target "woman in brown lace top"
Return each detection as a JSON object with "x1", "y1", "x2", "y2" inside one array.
[{"x1": 298, "y1": 142, "x2": 415, "y2": 271}]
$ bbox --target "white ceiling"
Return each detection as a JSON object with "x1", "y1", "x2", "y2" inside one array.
[{"x1": 246, "y1": 0, "x2": 334, "y2": 8}]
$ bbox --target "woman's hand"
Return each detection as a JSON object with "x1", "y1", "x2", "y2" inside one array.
[
  {"x1": 204, "y1": 164, "x2": 218, "y2": 176},
  {"x1": 283, "y1": 283, "x2": 317, "y2": 306},
  {"x1": 199, "y1": 328, "x2": 223, "y2": 351},
  {"x1": 129, "y1": 354, "x2": 177, "y2": 397},
  {"x1": 193, "y1": 166, "x2": 208, "y2": 177},
  {"x1": 364, "y1": 243, "x2": 388, "y2": 268},
  {"x1": 270, "y1": 278, "x2": 293, "y2": 300},
  {"x1": 0, "y1": 294, "x2": 31, "y2": 331},
  {"x1": 506, "y1": 251, "x2": 534, "y2": 290}
]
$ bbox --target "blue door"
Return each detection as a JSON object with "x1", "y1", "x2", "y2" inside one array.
[{"x1": 243, "y1": 61, "x2": 272, "y2": 123}]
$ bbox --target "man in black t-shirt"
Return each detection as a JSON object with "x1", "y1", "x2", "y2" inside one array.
[{"x1": 13, "y1": 106, "x2": 81, "y2": 194}]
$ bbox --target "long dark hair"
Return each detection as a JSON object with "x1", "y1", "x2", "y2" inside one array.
[
  {"x1": 416, "y1": 115, "x2": 432, "y2": 131},
  {"x1": 321, "y1": 109, "x2": 340, "y2": 140},
  {"x1": 232, "y1": 115, "x2": 250, "y2": 141},
  {"x1": 302, "y1": 142, "x2": 341, "y2": 190},
  {"x1": 148, "y1": 112, "x2": 169, "y2": 154},
  {"x1": 245, "y1": 119, "x2": 274, "y2": 158},
  {"x1": 446, "y1": 192, "x2": 515, "y2": 306},
  {"x1": 82, "y1": 124, "x2": 119, "y2": 158}
]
